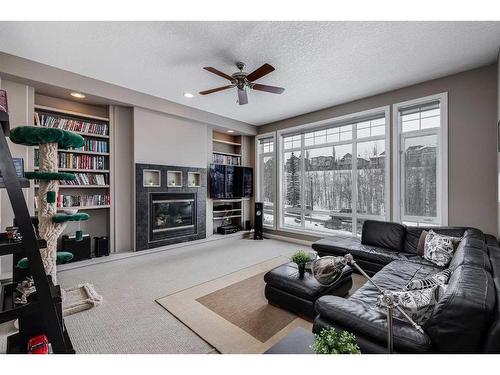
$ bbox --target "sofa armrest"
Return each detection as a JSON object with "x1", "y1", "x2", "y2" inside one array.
[{"x1": 315, "y1": 296, "x2": 433, "y2": 353}]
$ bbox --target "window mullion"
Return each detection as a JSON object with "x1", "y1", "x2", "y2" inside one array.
[{"x1": 352, "y1": 124, "x2": 358, "y2": 235}]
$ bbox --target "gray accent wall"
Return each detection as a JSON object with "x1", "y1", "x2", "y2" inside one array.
[{"x1": 260, "y1": 64, "x2": 498, "y2": 235}]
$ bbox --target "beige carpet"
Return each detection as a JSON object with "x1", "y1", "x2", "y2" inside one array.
[{"x1": 156, "y1": 256, "x2": 367, "y2": 354}]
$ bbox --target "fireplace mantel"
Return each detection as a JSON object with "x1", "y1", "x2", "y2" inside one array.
[{"x1": 136, "y1": 163, "x2": 206, "y2": 251}]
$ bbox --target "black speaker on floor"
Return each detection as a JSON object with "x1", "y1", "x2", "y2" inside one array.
[
  {"x1": 245, "y1": 220, "x2": 251, "y2": 231},
  {"x1": 62, "y1": 234, "x2": 91, "y2": 262},
  {"x1": 94, "y1": 236, "x2": 109, "y2": 257},
  {"x1": 254, "y1": 202, "x2": 263, "y2": 240}
]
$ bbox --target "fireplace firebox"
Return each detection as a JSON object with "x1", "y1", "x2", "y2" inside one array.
[{"x1": 149, "y1": 193, "x2": 197, "y2": 242}]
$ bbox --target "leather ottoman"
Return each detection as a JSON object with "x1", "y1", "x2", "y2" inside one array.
[{"x1": 264, "y1": 262, "x2": 353, "y2": 319}]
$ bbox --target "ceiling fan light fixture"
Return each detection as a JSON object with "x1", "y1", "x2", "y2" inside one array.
[
  {"x1": 184, "y1": 92, "x2": 194, "y2": 98},
  {"x1": 227, "y1": 130, "x2": 235, "y2": 133},
  {"x1": 70, "y1": 92, "x2": 86, "y2": 99}
]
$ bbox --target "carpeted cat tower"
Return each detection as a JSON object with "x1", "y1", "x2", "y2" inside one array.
[{"x1": 10, "y1": 126, "x2": 89, "y2": 285}]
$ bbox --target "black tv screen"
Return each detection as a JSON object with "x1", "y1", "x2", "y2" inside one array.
[{"x1": 209, "y1": 164, "x2": 252, "y2": 199}]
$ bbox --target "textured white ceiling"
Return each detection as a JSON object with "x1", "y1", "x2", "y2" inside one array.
[{"x1": 0, "y1": 21, "x2": 499, "y2": 125}]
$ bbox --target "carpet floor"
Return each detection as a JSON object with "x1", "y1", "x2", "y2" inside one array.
[{"x1": 0, "y1": 237, "x2": 302, "y2": 354}]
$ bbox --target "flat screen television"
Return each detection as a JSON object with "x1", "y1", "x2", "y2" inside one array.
[{"x1": 209, "y1": 164, "x2": 253, "y2": 199}]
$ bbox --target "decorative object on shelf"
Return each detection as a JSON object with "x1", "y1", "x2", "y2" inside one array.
[
  {"x1": 63, "y1": 208, "x2": 79, "y2": 215},
  {"x1": 291, "y1": 250, "x2": 310, "y2": 278},
  {"x1": 311, "y1": 327, "x2": 361, "y2": 354},
  {"x1": 6, "y1": 225, "x2": 22, "y2": 242},
  {"x1": 311, "y1": 254, "x2": 424, "y2": 353},
  {"x1": 12, "y1": 158, "x2": 24, "y2": 178},
  {"x1": 9, "y1": 125, "x2": 87, "y2": 284}
]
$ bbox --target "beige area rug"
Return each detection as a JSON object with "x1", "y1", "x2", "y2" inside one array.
[
  {"x1": 156, "y1": 256, "x2": 367, "y2": 354},
  {"x1": 63, "y1": 283, "x2": 103, "y2": 317}
]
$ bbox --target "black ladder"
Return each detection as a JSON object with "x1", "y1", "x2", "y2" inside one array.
[{"x1": 0, "y1": 111, "x2": 74, "y2": 353}]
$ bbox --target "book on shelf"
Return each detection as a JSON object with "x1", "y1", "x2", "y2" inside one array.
[
  {"x1": 34, "y1": 111, "x2": 109, "y2": 136},
  {"x1": 212, "y1": 153, "x2": 241, "y2": 165},
  {"x1": 35, "y1": 192, "x2": 110, "y2": 209}
]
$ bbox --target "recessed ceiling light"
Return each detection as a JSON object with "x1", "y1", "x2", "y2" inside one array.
[
  {"x1": 70, "y1": 92, "x2": 86, "y2": 99},
  {"x1": 184, "y1": 92, "x2": 194, "y2": 98},
  {"x1": 227, "y1": 130, "x2": 235, "y2": 133}
]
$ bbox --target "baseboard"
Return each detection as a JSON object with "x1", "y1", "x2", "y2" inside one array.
[{"x1": 263, "y1": 232, "x2": 315, "y2": 247}]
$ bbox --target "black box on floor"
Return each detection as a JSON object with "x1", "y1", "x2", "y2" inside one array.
[
  {"x1": 61, "y1": 234, "x2": 91, "y2": 262},
  {"x1": 94, "y1": 236, "x2": 109, "y2": 257}
]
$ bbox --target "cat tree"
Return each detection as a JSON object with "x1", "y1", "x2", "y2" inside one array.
[{"x1": 10, "y1": 126, "x2": 89, "y2": 284}]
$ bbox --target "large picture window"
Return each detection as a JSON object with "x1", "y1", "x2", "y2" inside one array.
[
  {"x1": 278, "y1": 108, "x2": 390, "y2": 236},
  {"x1": 256, "y1": 135, "x2": 276, "y2": 228},
  {"x1": 393, "y1": 94, "x2": 448, "y2": 226}
]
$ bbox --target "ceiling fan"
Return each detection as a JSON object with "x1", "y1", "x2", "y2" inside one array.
[{"x1": 199, "y1": 62, "x2": 285, "y2": 105}]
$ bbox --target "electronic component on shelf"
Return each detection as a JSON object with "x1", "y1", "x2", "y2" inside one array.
[{"x1": 217, "y1": 225, "x2": 241, "y2": 235}]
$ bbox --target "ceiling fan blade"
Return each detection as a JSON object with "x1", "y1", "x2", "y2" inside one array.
[
  {"x1": 199, "y1": 85, "x2": 233, "y2": 95},
  {"x1": 251, "y1": 83, "x2": 285, "y2": 94},
  {"x1": 238, "y1": 89, "x2": 248, "y2": 105},
  {"x1": 203, "y1": 67, "x2": 234, "y2": 81},
  {"x1": 246, "y1": 63, "x2": 275, "y2": 82}
]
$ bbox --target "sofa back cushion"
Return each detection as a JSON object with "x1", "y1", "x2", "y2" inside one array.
[
  {"x1": 448, "y1": 239, "x2": 491, "y2": 272},
  {"x1": 404, "y1": 226, "x2": 467, "y2": 255},
  {"x1": 425, "y1": 265, "x2": 495, "y2": 352},
  {"x1": 361, "y1": 220, "x2": 406, "y2": 251}
]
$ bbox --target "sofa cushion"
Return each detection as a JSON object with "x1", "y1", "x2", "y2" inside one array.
[
  {"x1": 404, "y1": 226, "x2": 467, "y2": 255},
  {"x1": 361, "y1": 220, "x2": 406, "y2": 251},
  {"x1": 423, "y1": 230, "x2": 457, "y2": 267},
  {"x1": 448, "y1": 240, "x2": 491, "y2": 273},
  {"x1": 425, "y1": 265, "x2": 495, "y2": 353},
  {"x1": 312, "y1": 235, "x2": 439, "y2": 270},
  {"x1": 405, "y1": 269, "x2": 451, "y2": 291}
]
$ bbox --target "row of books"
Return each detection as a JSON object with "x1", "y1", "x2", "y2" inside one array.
[
  {"x1": 34, "y1": 193, "x2": 110, "y2": 209},
  {"x1": 57, "y1": 153, "x2": 107, "y2": 170},
  {"x1": 35, "y1": 150, "x2": 108, "y2": 170},
  {"x1": 59, "y1": 173, "x2": 109, "y2": 186},
  {"x1": 75, "y1": 139, "x2": 109, "y2": 153},
  {"x1": 34, "y1": 111, "x2": 109, "y2": 136},
  {"x1": 213, "y1": 153, "x2": 241, "y2": 166}
]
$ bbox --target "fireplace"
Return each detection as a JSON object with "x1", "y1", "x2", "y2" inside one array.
[{"x1": 149, "y1": 193, "x2": 197, "y2": 242}]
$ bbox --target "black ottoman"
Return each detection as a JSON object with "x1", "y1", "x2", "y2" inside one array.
[{"x1": 264, "y1": 262, "x2": 353, "y2": 319}]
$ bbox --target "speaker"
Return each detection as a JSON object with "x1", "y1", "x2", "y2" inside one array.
[
  {"x1": 254, "y1": 202, "x2": 263, "y2": 240},
  {"x1": 94, "y1": 236, "x2": 110, "y2": 257},
  {"x1": 62, "y1": 234, "x2": 91, "y2": 262}
]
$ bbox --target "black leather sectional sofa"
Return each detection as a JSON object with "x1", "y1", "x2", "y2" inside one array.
[{"x1": 311, "y1": 220, "x2": 500, "y2": 353}]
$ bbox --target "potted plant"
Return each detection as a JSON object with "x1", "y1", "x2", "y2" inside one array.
[
  {"x1": 311, "y1": 327, "x2": 361, "y2": 354},
  {"x1": 291, "y1": 250, "x2": 310, "y2": 278}
]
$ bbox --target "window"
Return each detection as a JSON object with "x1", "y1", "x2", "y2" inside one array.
[
  {"x1": 278, "y1": 108, "x2": 390, "y2": 236},
  {"x1": 393, "y1": 94, "x2": 448, "y2": 225},
  {"x1": 256, "y1": 134, "x2": 276, "y2": 228}
]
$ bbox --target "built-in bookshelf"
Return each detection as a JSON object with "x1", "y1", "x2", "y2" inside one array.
[
  {"x1": 212, "y1": 131, "x2": 242, "y2": 166},
  {"x1": 32, "y1": 98, "x2": 112, "y2": 255},
  {"x1": 211, "y1": 131, "x2": 247, "y2": 234}
]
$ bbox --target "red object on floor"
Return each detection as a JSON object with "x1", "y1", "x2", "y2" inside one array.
[{"x1": 27, "y1": 334, "x2": 49, "y2": 354}]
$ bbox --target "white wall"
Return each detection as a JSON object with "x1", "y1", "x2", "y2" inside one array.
[
  {"x1": 0, "y1": 79, "x2": 34, "y2": 278},
  {"x1": 133, "y1": 107, "x2": 208, "y2": 168}
]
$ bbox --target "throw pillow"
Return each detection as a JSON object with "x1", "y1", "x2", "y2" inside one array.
[
  {"x1": 417, "y1": 230, "x2": 428, "y2": 256},
  {"x1": 404, "y1": 269, "x2": 451, "y2": 291},
  {"x1": 423, "y1": 230, "x2": 457, "y2": 267},
  {"x1": 376, "y1": 286, "x2": 441, "y2": 325}
]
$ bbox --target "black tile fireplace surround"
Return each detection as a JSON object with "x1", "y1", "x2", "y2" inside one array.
[{"x1": 136, "y1": 163, "x2": 206, "y2": 251}]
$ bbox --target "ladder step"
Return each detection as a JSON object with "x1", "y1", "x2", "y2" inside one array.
[{"x1": 0, "y1": 234, "x2": 47, "y2": 256}]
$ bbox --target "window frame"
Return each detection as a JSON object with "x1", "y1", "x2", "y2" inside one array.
[
  {"x1": 276, "y1": 106, "x2": 391, "y2": 237},
  {"x1": 255, "y1": 132, "x2": 277, "y2": 229},
  {"x1": 392, "y1": 92, "x2": 448, "y2": 226}
]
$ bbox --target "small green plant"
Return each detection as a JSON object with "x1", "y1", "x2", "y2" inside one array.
[
  {"x1": 311, "y1": 327, "x2": 361, "y2": 354},
  {"x1": 291, "y1": 250, "x2": 310, "y2": 266}
]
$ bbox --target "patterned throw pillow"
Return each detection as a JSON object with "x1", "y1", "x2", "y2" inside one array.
[
  {"x1": 376, "y1": 286, "x2": 441, "y2": 325},
  {"x1": 404, "y1": 269, "x2": 451, "y2": 291},
  {"x1": 423, "y1": 230, "x2": 457, "y2": 267}
]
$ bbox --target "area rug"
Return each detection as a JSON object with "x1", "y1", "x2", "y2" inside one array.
[{"x1": 63, "y1": 283, "x2": 103, "y2": 317}]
